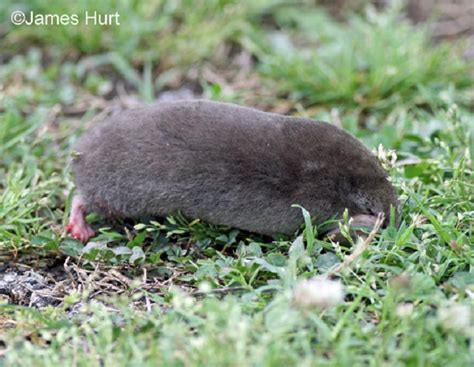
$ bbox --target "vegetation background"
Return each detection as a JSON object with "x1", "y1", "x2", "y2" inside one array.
[{"x1": 0, "y1": 0, "x2": 472, "y2": 365}]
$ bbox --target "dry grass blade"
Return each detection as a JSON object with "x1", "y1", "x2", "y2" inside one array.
[{"x1": 330, "y1": 213, "x2": 385, "y2": 274}]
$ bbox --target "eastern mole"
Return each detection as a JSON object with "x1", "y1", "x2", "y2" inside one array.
[{"x1": 66, "y1": 100, "x2": 398, "y2": 242}]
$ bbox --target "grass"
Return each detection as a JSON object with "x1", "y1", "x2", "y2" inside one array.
[
  {"x1": 0, "y1": 1, "x2": 473, "y2": 366},
  {"x1": 257, "y1": 3, "x2": 472, "y2": 114}
]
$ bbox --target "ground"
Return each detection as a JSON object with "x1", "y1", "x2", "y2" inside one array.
[{"x1": 0, "y1": 1, "x2": 473, "y2": 366}]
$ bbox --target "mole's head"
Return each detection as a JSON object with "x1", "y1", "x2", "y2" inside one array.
[{"x1": 340, "y1": 176, "x2": 399, "y2": 227}]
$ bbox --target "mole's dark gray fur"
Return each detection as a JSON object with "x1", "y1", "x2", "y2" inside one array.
[{"x1": 72, "y1": 100, "x2": 398, "y2": 236}]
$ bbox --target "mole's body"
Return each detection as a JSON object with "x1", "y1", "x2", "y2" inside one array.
[{"x1": 67, "y1": 100, "x2": 398, "y2": 242}]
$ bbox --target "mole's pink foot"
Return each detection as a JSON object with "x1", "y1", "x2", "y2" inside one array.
[
  {"x1": 66, "y1": 195, "x2": 95, "y2": 243},
  {"x1": 66, "y1": 221, "x2": 95, "y2": 243}
]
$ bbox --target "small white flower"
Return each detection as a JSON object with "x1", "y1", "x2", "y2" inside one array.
[
  {"x1": 293, "y1": 277, "x2": 344, "y2": 309},
  {"x1": 190, "y1": 336, "x2": 206, "y2": 349},
  {"x1": 412, "y1": 214, "x2": 427, "y2": 228},
  {"x1": 396, "y1": 303, "x2": 414, "y2": 318},
  {"x1": 198, "y1": 281, "x2": 212, "y2": 293},
  {"x1": 171, "y1": 287, "x2": 194, "y2": 309},
  {"x1": 375, "y1": 144, "x2": 397, "y2": 170},
  {"x1": 438, "y1": 303, "x2": 472, "y2": 337},
  {"x1": 385, "y1": 66, "x2": 398, "y2": 76}
]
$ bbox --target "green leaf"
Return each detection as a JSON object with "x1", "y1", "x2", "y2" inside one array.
[
  {"x1": 316, "y1": 253, "x2": 340, "y2": 272},
  {"x1": 289, "y1": 235, "x2": 305, "y2": 261},
  {"x1": 447, "y1": 272, "x2": 474, "y2": 289},
  {"x1": 292, "y1": 205, "x2": 316, "y2": 253},
  {"x1": 59, "y1": 239, "x2": 84, "y2": 257},
  {"x1": 112, "y1": 246, "x2": 133, "y2": 256},
  {"x1": 130, "y1": 246, "x2": 145, "y2": 264}
]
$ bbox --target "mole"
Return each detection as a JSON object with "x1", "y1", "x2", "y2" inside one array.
[{"x1": 66, "y1": 100, "x2": 398, "y2": 243}]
